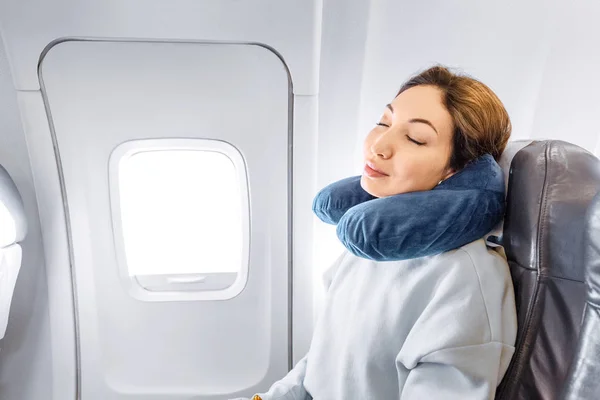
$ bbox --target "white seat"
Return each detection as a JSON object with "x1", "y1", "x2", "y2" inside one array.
[
  {"x1": 0, "y1": 244, "x2": 22, "y2": 340},
  {"x1": 0, "y1": 165, "x2": 27, "y2": 343}
]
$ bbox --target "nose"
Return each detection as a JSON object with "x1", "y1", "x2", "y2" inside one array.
[{"x1": 370, "y1": 130, "x2": 394, "y2": 159}]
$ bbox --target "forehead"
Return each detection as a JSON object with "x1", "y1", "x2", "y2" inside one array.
[{"x1": 391, "y1": 85, "x2": 454, "y2": 136}]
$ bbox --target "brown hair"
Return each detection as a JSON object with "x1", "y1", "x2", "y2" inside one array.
[{"x1": 397, "y1": 65, "x2": 511, "y2": 171}]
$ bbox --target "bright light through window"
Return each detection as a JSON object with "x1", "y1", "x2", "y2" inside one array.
[{"x1": 117, "y1": 149, "x2": 244, "y2": 277}]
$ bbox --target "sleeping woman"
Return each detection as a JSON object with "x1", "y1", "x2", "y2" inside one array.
[{"x1": 234, "y1": 65, "x2": 517, "y2": 400}]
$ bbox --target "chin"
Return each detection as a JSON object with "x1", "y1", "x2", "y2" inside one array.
[{"x1": 360, "y1": 175, "x2": 382, "y2": 198}]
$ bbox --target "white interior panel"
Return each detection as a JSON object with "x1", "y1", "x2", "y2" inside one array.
[
  {"x1": 0, "y1": 0, "x2": 321, "y2": 94},
  {"x1": 15, "y1": 91, "x2": 77, "y2": 400},
  {"x1": 39, "y1": 40, "x2": 291, "y2": 399},
  {"x1": 528, "y1": 0, "x2": 600, "y2": 152}
]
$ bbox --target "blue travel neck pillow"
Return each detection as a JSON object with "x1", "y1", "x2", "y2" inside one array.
[{"x1": 312, "y1": 154, "x2": 505, "y2": 261}]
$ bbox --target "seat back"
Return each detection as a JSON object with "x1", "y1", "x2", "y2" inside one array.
[
  {"x1": 495, "y1": 140, "x2": 600, "y2": 399},
  {"x1": 561, "y1": 190, "x2": 600, "y2": 399},
  {"x1": 0, "y1": 164, "x2": 26, "y2": 342}
]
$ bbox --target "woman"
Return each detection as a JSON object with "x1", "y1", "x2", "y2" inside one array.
[{"x1": 236, "y1": 65, "x2": 517, "y2": 400}]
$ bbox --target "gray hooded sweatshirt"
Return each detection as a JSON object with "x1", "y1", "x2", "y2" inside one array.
[{"x1": 235, "y1": 239, "x2": 517, "y2": 400}]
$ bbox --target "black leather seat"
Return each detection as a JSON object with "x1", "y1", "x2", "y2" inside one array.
[
  {"x1": 494, "y1": 140, "x2": 600, "y2": 399},
  {"x1": 562, "y1": 190, "x2": 600, "y2": 399}
]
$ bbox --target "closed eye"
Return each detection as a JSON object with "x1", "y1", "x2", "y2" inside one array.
[
  {"x1": 377, "y1": 122, "x2": 425, "y2": 145},
  {"x1": 407, "y1": 136, "x2": 425, "y2": 146}
]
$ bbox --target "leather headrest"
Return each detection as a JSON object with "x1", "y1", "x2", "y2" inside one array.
[
  {"x1": 504, "y1": 140, "x2": 600, "y2": 281},
  {"x1": 585, "y1": 192, "x2": 600, "y2": 305}
]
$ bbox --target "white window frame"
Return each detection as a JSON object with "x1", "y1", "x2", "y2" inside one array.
[{"x1": 108, "y1": 138, "x2": 250, "y2": 302}]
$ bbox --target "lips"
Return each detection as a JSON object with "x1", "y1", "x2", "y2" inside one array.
[{"x1": 364, "y1": 162, "x2": 389, "y2": 178}]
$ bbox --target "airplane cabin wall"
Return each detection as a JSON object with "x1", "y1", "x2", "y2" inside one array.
[
  {"x1": 0, "y1": 34, "x2": 53, "y2": 400},
  {"x1": 0, "y1": 0, "x2": 322, "y2": 398}
]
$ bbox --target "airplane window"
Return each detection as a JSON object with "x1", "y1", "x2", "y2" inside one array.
[
  {"x1": 109, "y1": 139, "x2": 250, "y2": 299},
  {"x1": 117, "y1": 149, "x2": 244, "y2": 277}
]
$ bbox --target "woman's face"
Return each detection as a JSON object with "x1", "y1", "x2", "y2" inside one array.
[{"x1": 361, "y1": 85, "x2": 456, "y2": 198}]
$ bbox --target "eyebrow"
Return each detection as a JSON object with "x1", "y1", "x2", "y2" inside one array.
[{"x1": 385, "y1": 103, "x2": 439, "y2": 135}]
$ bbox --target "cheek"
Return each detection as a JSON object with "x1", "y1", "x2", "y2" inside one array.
[
  {"x1": 390, "y1": 150, "x2": 445, "y2": 190},
  {"x1": 391, "y1": 151, "x2": 423, "y2": 178}
]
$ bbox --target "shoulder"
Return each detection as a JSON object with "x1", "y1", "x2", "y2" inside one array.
[
  {"x1": 413, "y1": 239, "x2": 516, "y2": 352},
  {"x1": 434, "y1": 239, "x2": 514, "y2": 329},
  {"x1": 435, "y1": 239, "x2": 512, "y2": 294},
  {"x1": 399, "y1": 240, "x2": 515, "y2": 361},
  {"x1": 451, "y1": 240, "x2": 515, "y2": 328},
  {"x1": 455, "y1": 239, "x2": 517, "y2": 345},
  {"x1": 399, "y1": 239, "x2": 510, "y2": 303}
]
